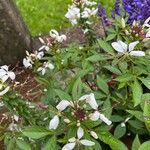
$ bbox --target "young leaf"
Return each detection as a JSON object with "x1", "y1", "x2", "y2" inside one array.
[
  {"x1": 16, "y1": 139, "x2": 31, "y2": 150},
  {"x1": 114, "y1": 124, "x2": 126, "y2": 139},
  {"x1": 72, "y1": 77, "x2": 82, "y2": 100},
  {"x1": 54, "y1": 89, "x2": 71, "y2": 100},
  {"x1": 104, "y1": 65, "x2": 122, "y2": 75},
  {"x1": 22, "y1": 127, "x2": 52, "y2": 139},
  {"x1": 97, "y1": 39, "x2": 114, "y2": 55},
  {"x1": 97, "y1": 131, "x2": 128, "y2": 150},
  {"x1": 44, "y1": 136, "x2": 57, "y2": 150},
  {"x1": 106, "y1": 34, "x2": 117, "y2": 41},
  {"x1": 86, "y1": 54, "x2": 108, "y2": 62},
  {"x1": 138, "y1": 141, "x2": 150, "y2": 150},
  {"x1": 97, "y1": 76, "x2": 109, "y2": 94},
  {"x1": 132, "y1": 135, "x2": 140, "y2": 150},
  {"x1": 131, "y1": 80, "x2": 142, "y2": 107}
]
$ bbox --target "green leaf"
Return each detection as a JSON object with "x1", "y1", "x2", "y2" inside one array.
[
  {"x1": 114, "y1": 124, "x2": 126, "y2": 139},
  {"x1": 127, "y1": 110, "x2": 144, "y2": 122},
  {"x1": 54, "y1": 89, "x2": 71, "y2": 100},
  {"x1": 104, "y1": 65, "x2": 122, "y2": 75},
  {"x1": 97, "y1": 39, "x2": 114, "y2": 55},
  {"x1": 72, "y1": 77, "x2": 82, "y2": 100},
  {"x1": 86, "y1": 54, "x2": 108, "y2": 62},
  {"x1": 131, "y1": 80, "x2": 142, "y2": 106},
  {"x1": 140, "y1": 78, "x2": 150, "y2": 90},
  {"x1": 16, "y1": 139, "x2": 31, "y2": 150},
  {"x1": 44, "y1": 136, "x2": 57, "y2": 150},
  {"x1": 97, "y1": 76, "x2": 109, "y2": 94},
  {"x1": 143, "y1": 100, "x2": 150, "y2": 132},
  {"x1": 106, "y1": 34, "x2": 117, "y2": 41},
  {"x1": 132, "y1": 135, "x2": 141, "y2": 150},
  {"x1": 97, "y1": 131, "x2": 128, "y2": 150},
  {"x1": 22, "y1": 127, "x2": 52, "y2": 139},
  {"x1": 138, "y1": 141, "x2": 150, "y2": 150},
  {"x1": 102, "y1": 97, "x2": 112, "y2": 118},
  {"x1": 115, "y1": 74, "x2": 134, "y2": 82}
]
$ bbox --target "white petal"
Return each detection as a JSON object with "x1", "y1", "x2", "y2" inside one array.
[
  {"x1": 50, "y1": 29, "x2": 59, "y2": 38},
  {"x1": 118, "y1": 41, "x2": 128, "y2": 52},
  {"x1": 129, "y1": 51, "x2": 145, "y2": 56},
  {"x1": 80, "y1": 139, "x2": 95, "y2": 146},
  {"x1": 86, "y1": 93, "x2": 98, "y2": 110},
  {"x1": 47, "y1": 63, "x2": 54, "y2": 70},
  {"x1": 89, "y1": 111, "x2": 100, "y2": 121},
  {"x1": 79, "y1": 94, "x2": 89, "y2": 101},
  {"x1": 7, "y1": 72, "x2": 15, "y2": 80},
  {"x1": 1, "y1": 75, "x2": 9, "y2": 82},
  {"x1": 68, "y1": 137, "x2": 76, "y2": 142},
  {"x1": 129, "y1": 41, "x2": 139, "y2": 52},
  {"x1": 0, "y1": 86, "x2": 10, "y2": 96},
  {"x1": 77, "y1": 127, "x2": 84, "y2": 139},
  {"x1": 111, "y1": 42, "x2": 126, "y2": 53},
  {"x1": 143, "y1": 17, "x2": 150, "y2": 27},
  {"x1": 0, "y1": 70, "x2": 6, "y2": 78},
  {"x1": 49, "y1": 115, "x2": 59, "y2": 130},
  {"x1": 90, "y1": 131, "x2": 98, "y2": 139},
  {"x1": 146, "y1": 30, "x2": 150, "y2": 37},
  {"x1": 62, "y1": 142, "x2": 76, "y2": 150},
  {"x1": 56, "y1": 100, "x2": 70, "y2": 111},
  {"x1": 1, "y1": 65, "x2": 8, "y2": 71},
  {"x1": 99, "y1": 113, "x2": 112, "y2": 125}
]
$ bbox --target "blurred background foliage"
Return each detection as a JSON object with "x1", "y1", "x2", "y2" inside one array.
[{"x1": 16, "y1": 0, "x2": 115, "y2": 35}]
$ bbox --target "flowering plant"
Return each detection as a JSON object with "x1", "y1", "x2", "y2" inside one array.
[{"x1": 1, "y1": 0, "x2": 150, "y2": 149}]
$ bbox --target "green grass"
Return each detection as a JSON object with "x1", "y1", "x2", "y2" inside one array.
[
  {"x1": 16, "y1": 0, "x2": 71, "y2": 35},
  {"x1": 16, "y1": 0, "x2": 115, "y2": 35}
]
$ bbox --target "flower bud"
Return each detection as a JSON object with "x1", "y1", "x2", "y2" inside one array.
[
  {"x1": 90, "y1": 131, "x2": 98, "y2": 139},
  {"x1": 64, "y1": 118, "x2": 71, "y2": 124}
]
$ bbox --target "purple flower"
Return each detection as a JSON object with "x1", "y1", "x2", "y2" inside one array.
[
  {"x1": 98, "y1": 4, "x2": 111, "y2": 26},
  {"x1": 111, "y1": 0, "x2": 121, "y2": 18},
  {"x1": 112, "y1": 0, "x2": 150, "y2": 23}
]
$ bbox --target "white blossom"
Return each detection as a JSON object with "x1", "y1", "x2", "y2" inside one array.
[
  {"x1": 62, "y1": 127, "x2": 95, "y2": 150},
  {"x1": 111, "y1": 40, "x2": 145, "y2": 57},
  {"x1": 50, "y1": 29, "x2": 67, "y2": 43},
  {"x1": 0, "y1": 86, "x2": 10, "y2": 96},
  {"x1": 49, "y1": 100, "x2": 70, "y2": 130},
  {"x1": 65, "y1": 5, "x2": 80, "y2": 25},
  {"x1": 90, "y1": 131, "x2": 98, "y2": 139},
  {"x1": 0, "y1": 65, "x2": 15, "y2": 82},
  {"x1": 37, "y1": 62, "x2": 54, "y2": 75}
]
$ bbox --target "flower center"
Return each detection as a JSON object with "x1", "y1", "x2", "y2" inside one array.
[{"x1": 74, "y1": 108, "x2": 86, "y2": 120}]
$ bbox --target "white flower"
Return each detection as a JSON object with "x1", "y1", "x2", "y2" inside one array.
[
  {"x1": 50, "y1": 29, "x2": 67, "y2": 43},
  {"x1": 62, "y1": 127, "x2": 95, "y2": 150},
  {"x1": 81, "y1": 7, "x2": 98, "y2": 18},
  {"x1": 23, "y1": 58, "x2": 32, "y2": 68},
  {"x1": 89, "y1": 111, "x2": 112, "y2": 125},
  {"x1": 0, "y1": 65, "x2": 15, "y2": 82},
  {"x1": 65, "y1": 5, "x2": 80, "y2": 25},
  {"x1": 79, "y1": 93, "x2": 112, "y2": 125},
  {"x1": 37, "y1": 62, "x2": 54, "y2": 75},
  {"x1": 111, "y1": 40, "x2": 145, "y2": 57},
  {"x1": 49, "y1": 100, "x2": 70, "y2": 130},
  {"x1": 79, "y1": 93, "x2": 98, "y2": 110}
]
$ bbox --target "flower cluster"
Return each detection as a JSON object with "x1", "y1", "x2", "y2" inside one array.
[
  {"x1": 65, "y1": 0, "x2": 98, "y2": 26},
  {"x1": 0, "y1": 65, "x2": 15, "y2": 96},
  {"x1": 112, "y1": 0, "x2": 150, "y2": 23},
  {"x1": 49, "y1": 93, "x2": 112, "y2": 149},
  {"x1": 23, "y1": 29, "x2": 66, "y2": 75}
]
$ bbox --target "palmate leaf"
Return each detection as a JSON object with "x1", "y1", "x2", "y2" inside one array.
[{"x1": 96, "y1": 131, "x2": 128, "y2": 150}]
